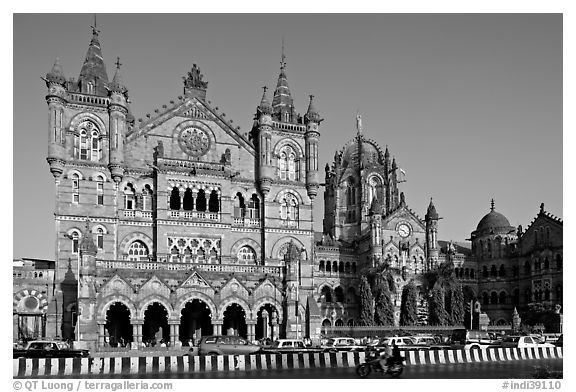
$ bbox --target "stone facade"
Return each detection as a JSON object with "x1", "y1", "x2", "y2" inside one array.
[{"x1": 13, "y1": 25, "x2": 563, "y2": 347}]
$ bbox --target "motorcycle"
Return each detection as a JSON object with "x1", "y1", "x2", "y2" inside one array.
[{"x1": 356, "y1": 350, "x2": 405, "y2": 378}]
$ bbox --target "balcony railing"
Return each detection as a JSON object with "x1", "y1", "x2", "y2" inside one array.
[
  {"x1": 272, "y1": 121, "x2": 306, "y2": 133},
  {"x1": 96, "y1": 260, "x2": 283, "y2": 276},
  {"x1": 123, "y1": 210, "x2": 153, "y2": 219},
  {"x1": 67, "y1": 92, "x2": 110, "y2": 107},
  {"x1": 158, "y1": 158, "x2": 226, "y2": 173},
  {"x1": 169, "y1": 210, "x2": 220, "y2": 221},
  {"x1": 233, "y1": 217, "x2": 261, "y2": 227}
]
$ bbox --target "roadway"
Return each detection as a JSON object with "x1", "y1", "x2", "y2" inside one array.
[{"x1": 51, "y1": 358, "x2": 562, "y2": 379}]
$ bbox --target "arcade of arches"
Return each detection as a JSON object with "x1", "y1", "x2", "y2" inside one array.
[{"x1": 99, "y1": 298, "x2": 281, "y2": 347}]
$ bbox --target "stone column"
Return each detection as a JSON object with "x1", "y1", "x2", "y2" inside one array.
[
  {"x1": 132, "y1": 323, "x2": 139, "y2": 349},
  {"x1": 213, "y1": 320, "x2": 223, "y2": 336},
  {"x1": 247, "y1": 321, "x2": 256, "y2": 342},
  {"x1": 262, "y1": 310, "x2": 269, "y2": 339},
  {"x1": 168, "y1": 322, "x2": 179, "y2": 346},
  {"x1": 98, "y1": 323, "x2": 106, "y2": 347},
  {"x1": 271, "y1": 311, "x2": 279, "y2": 341}
]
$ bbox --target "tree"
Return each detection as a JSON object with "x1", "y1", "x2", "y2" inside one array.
[
  {"x1": 428, "y1": 285, "x2": 449, "y2": 326},
  {"x1": 358, "y1": 276, "x2": 374, "y2": 326},
  {"x1": 449, "y1": 283, "x2": 465, "y2": 325},
  {"x1": 400, "y1": 281, "x2": 418, "y2": 326},
  {"x1": 374, "y1": 281, "x2": 395, "y2": 326}
]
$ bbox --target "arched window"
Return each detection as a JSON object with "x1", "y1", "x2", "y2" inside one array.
[
  {"x1": 555, "y1": 255, "x2": 562, "y2": 270},
  {"x1": 482, "y1": 292, "x2": 489, "y2": 305},
  {"x1": 347, "y1": 319, "x2": 354, "y2": 327},
  {"x1": 352, "y1": 263, "x2": 357, "y2": 274},
  {"x1": 335, "y1": 319, "x2": 344, "y2": 327},
  {"x1": 499, "y1": 291, "x2": 507, "y2": 304},
  {"x1": 127, "y1": 241, "x2": 149, "y2": 261},
  {"x1": 470, "y1": 269, "x2": 475, "y2": 279},
  {"x1": 345, "y1": 262, "x2": 351, "y2": 274},
  {"x1": 237, "y1": 246, "x2": 256, "y2": 264},
  {"x1": 334, "y1": 286, "x2": 344, "y2": 303},
  {"x1": 338, "y1": 262, "x2": 344, "y2": 273},
  {"x1": 499, "y1": 265, "x2": 506, "y2": 277},
  {"x1": 96, "y1": 176, "x2": 104, "y2": 205},
  {"x1": 79, "y1": 130, "x2": 89, "y2": 160},
  {"x1": 124, "y1": 183, "x2": 135, "y2": 210},
  {"x1": 319, "y1": 260, "x2": 325, "y2": 272},
  {"x1": 490, "y1": 265, "x2": 497, "y2": 277},
  {"x1": 325, "y1": 261, "x2": 331, "y2": 273},
  {"x1": 280, "y1": 193, "x2": 299, "y2": 227},
  {"x1": 465, "y1": 268, "x2": 470, "y2": 278},
  {"x1": 71, "y1": 173, "x2": 80, "y2": 203},
  {"x1": 71, "y1": 231, "x2": 80, "y2": 253},
  {"x1": 196, "y1": 189, "x2": 207, "y2": 212},
  {"x1": 142, "y1": 185, "x2": 152, "y2": 211},
  {"x1": 490, "y1": 292, "x2": 498, "y2": 305},
  {"x1": 208, "y1": 190, "x2": 220, "y2": 213},
  {"x1": 333, "y1": 261, "x2": 338, "y2": 273},
  {"x1": 320, "y1": 286, "x2": 332, "y2": 303},
  {"x1": 544, "y1": 257, "x2": 549, "y2": 270},
  {"x1": 75, "y1": 121, "x2": 101, "y2": 161},
  {"x1": 544, "y1": 289, "x2": 550, "y2": 301},
  {"x1": 96, "y1": 228, "x2": 104, "y2": 250},
  {"x1": 482, "y1": 266, "x2": 488, "y2": 278},
  {"x1": 91, "y1": 130, "x2": 101, "y2": 161},
  {"x1": 247, "y1": 194, "x2": 260, "y2": 219},
  {"x1": 279, "y1": 152, "x2": 287, "y2": 180},
  {"x1": 367, "y1": 176, "x2": 383, "y2": 205},
  {"x1": 234, "y1": 192, "x2": 245, "y2": 218},
  {"x1": 278, "y1": 146, "x2": 298, "y2": 181},
  {"x1": 170, "y1": 187, "x2": 181, "y2": 210}
]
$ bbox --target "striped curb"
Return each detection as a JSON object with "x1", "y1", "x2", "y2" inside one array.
[{"x1": 13, "y1": 347, "x2": 562, "y2": 378}]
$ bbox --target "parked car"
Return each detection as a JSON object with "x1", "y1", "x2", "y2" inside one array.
[
  {"x1": 500, "y1": 336, "x2": 555, "y2": 349},
  {"x1": 197, "y1": 336, "x2": 262, "y2": 356},
  {"x1": 260, "y1": 339, "x2": 322, "y2": 354},
  {"x1": 449, "y1": 329, "x2": 496, "y2": 350},
  {"x1": 13, "y1": 340, "x2": 90, "y2": 359},
  {"x1": 321, "y1": 337, "x2": 364, "y2": 352}
]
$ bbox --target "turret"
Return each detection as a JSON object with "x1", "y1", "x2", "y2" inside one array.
[
  {"x1": 255, "y1": 86, "x2": 275, "y2": 196},
  {"x1": 425, "y1": 198, "x2": 440, "y2": 270},
  {"x1": 107, "y1": 58, "x2": 128, "y2": 183},
  {"x1": 304, "y1": 95, "x2": 322, "y2": 200},
  {"x1": 45, "y1": 57, "x2": 68, "y2": 179}
]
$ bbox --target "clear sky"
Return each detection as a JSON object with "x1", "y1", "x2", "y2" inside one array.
[{"x1": 13, "y1": 13, "x2": 562, "y2": 259}]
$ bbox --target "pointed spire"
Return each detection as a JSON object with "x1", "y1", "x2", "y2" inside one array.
[
  {"x1": 272, "y1": 39, "x2": 295, "y2": 123},
  {"x1": 79, "y1": 218, "x2": 97, "y2": 256},
  {"x1": 426, "y1": 198, "x2": 439, "y2": 220},
  {"x1": 109, "y1": 56, "x2": 128, "y2": 95},
  {"x1": 258, "y1": 86, "x2": 273, "y2": 114},
  {"x1": 392, "y1": 157, "x2": 397, "y2": 169},
  {"x1": 385, "y1": 145, "x2": 390, "y2": 159},
  {"x1": 46, "y1": 57, "x2": 66, "y2": 85},
  {"x1": 356, "y1": 111, "x2": 363, "y2": 134},
  {"x1": 490, "y1": 198, "x2": 495, "y2": 212},
  {"x1": 78, "y1": 17, "x2": 109, "y2": 96},
  {"x1": 305, "y1": 94, "x2": 321, "y2": 123}
]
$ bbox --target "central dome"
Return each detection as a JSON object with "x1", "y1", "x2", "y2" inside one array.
[
  {"x1": 476, "y1": 211, "x2": 511, "y2": 232},
  {"x1": 341, "y1": 138, "x2": 383, "y2": 168}
]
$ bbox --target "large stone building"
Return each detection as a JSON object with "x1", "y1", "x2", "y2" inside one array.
[{"x1": 13, "y1": 25, "x2": 562, "y2": 348}]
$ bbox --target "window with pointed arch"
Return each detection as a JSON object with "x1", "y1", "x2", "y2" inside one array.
[
  {"x1": 278, "y1": 145, "x2": 298, "y2": 181},
  {"x1": 127, "y1": 241, "x2": 149, "y2": 262},
  {"x1": 142, "y1": 185, "x2": 153, "y2": 211},
  {"x1": 280, "y1": 193, "x2": 299, "y2": 226},
  {"x1": 96, "y1": 176, "x2": 104, "y2": 205},
  {"x1": 124, "y1": 183, "x2": 136, "y2": 210},
  {"x1": 71, "y1": 173, "x2": 80, "y2": 204},
  {"x1": 96, "y1": 228, "x2": 104, "y2": 250},
  {"x1": 367, "y1": 176, "x2": 383, "y2": 205},
  {"x1": 70, "y1": 231, "x2": 80, "y2": 253},
  {"x1": 75, "y1": 120, "x2": 101, "y2": 161},
  {"x1": 237, "y1": 245, "x2": 257, "y2": 265}
]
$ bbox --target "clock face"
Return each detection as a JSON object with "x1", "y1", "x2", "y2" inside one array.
[
  {"x1": 178, "y1": 127, "x2": 211, "y2": 157},
  {"x1": 398, "y1": 223, "x2": 411, "y2": 238}
]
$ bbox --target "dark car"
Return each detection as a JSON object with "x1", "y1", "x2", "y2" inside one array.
[
  {"x1": 553, "y1": 334, "x2": 563, "y2": 347},
  {"x1": 198, "y1": 336, "x2": 262, "y2": 356},
  {"x1": 13, "y1": 340, "x2": 90, "y2": 359}
]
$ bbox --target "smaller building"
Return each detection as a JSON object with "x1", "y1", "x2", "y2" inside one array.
[{"x1": 13, "y1": 258, "x2": 56, "y2": 342}]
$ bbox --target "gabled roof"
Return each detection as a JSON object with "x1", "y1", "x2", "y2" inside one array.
[
  {"x1": 126, "y1": 95, "x2": 255, "y2": 156},
  {"x1": 382, "y1": 204, "x2": 426, "y2": 231}
]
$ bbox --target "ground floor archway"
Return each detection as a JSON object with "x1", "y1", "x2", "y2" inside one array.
[
  {"x1": 255, "y1": 304, "x2": 279, "y2": 340},
  {"x1": 105, "y1": 302, "x2": 132, "y2": 347},
  {"x1": 142, "y1": 302, "x2": 169, "y2": 345},
  {"x1": 223, "y1": 303, "x2": 247, "y2": 338},
  {"x1": 179, "y1": 299, "x2": 213, "y2": 344}
]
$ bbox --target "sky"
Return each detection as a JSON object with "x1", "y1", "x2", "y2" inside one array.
[{"x1": 12, "y1": 13, "x2": 562, "y2": 260}]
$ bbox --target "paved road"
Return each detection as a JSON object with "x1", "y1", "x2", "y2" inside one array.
[{"x1": 54, "y1": 358, "x2": 562, "y2": 379}]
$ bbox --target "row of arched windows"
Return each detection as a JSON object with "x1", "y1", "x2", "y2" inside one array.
[
  {"x1": 523, "y1": 255, "x2": 562, "y2": 274},
  {"x1": 474, "y1": 237, "x2": 512, "y2": 259},
  {"x1": 322, "y1": 319, "x2": 355, "y2": 328},
  {"x1": 454, "y1": 267, "x2": 476, "y2": 279},
  {"x1": 319, "y1": 286, "x2": 357, "y2": 303},
  {"x1": 169, "y1": 187, "x2": 220, "y2": 213},
  {"x1": 69, "y1": 173, "x2": 107, "y2": 205},
  {"x1": 318, "y1": 260, "x2": 357, "y2": 274},
  {"x1": 278, "y1": 146, "x2": 300, "y2": 181},
  {"x1": 73, "y1": 120, "x2": 102, "y2": 161},
  {"x1": 124, "y1": 183, "x2": 153, "y2": 211},
  {"x1": 69, "y1": 228, "x2": 107, "y2": 253},
  {"x1": 233, "y1": 193, "x2": 260, "y2": 220}
]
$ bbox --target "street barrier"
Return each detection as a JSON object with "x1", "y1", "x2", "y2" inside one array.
[{"x1": 13, "y1": 346, "x2": 563, "y2": 378}]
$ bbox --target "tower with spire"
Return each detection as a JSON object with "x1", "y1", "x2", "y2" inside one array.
[{"x1": 425, "y1": 198, "x2": 440, "y2": 270}]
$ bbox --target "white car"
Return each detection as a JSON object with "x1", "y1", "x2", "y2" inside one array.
[
  {"x1": 500, "y1": 336, "x2": 554, "y2": 349},
  {"x1": 321, "y1": 337, "x2": 364, "y2": 352}
]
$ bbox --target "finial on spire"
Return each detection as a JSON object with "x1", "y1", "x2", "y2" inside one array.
[
  {"x1": 356, "y1": 111, "x2": 363, "y2": 134},
  {"x1": 490, "y1": 198, "x2": 495, "y2": 212},
  {"x1": 91, "y1": 14, "x2": 100, "y2": 36},
  {"x1": 281, "y1": 37, "x2": 286, "y2": 69},
  {"x1": 262, "y1": 86, "x2": 268, "y2": 93},
  {"x1": 115, "y1": 57, "x2": 122, "y2": 70}
]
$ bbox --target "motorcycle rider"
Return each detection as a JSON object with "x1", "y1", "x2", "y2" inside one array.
[
  {"x1": 378, "y1": 341, "x2": 393, "y2": 371},
  {"x1": 390, "y1": 342, "x2": 402, "y2": 367}
]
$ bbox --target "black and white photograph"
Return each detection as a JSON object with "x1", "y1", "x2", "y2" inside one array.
[{"x1": 10, "y1": 8, "x2": 568, "y2": 388}]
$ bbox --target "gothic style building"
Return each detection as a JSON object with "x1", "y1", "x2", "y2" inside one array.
[{"x1": 13, "y1": 25, "x2": 563, "y2": 347}]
